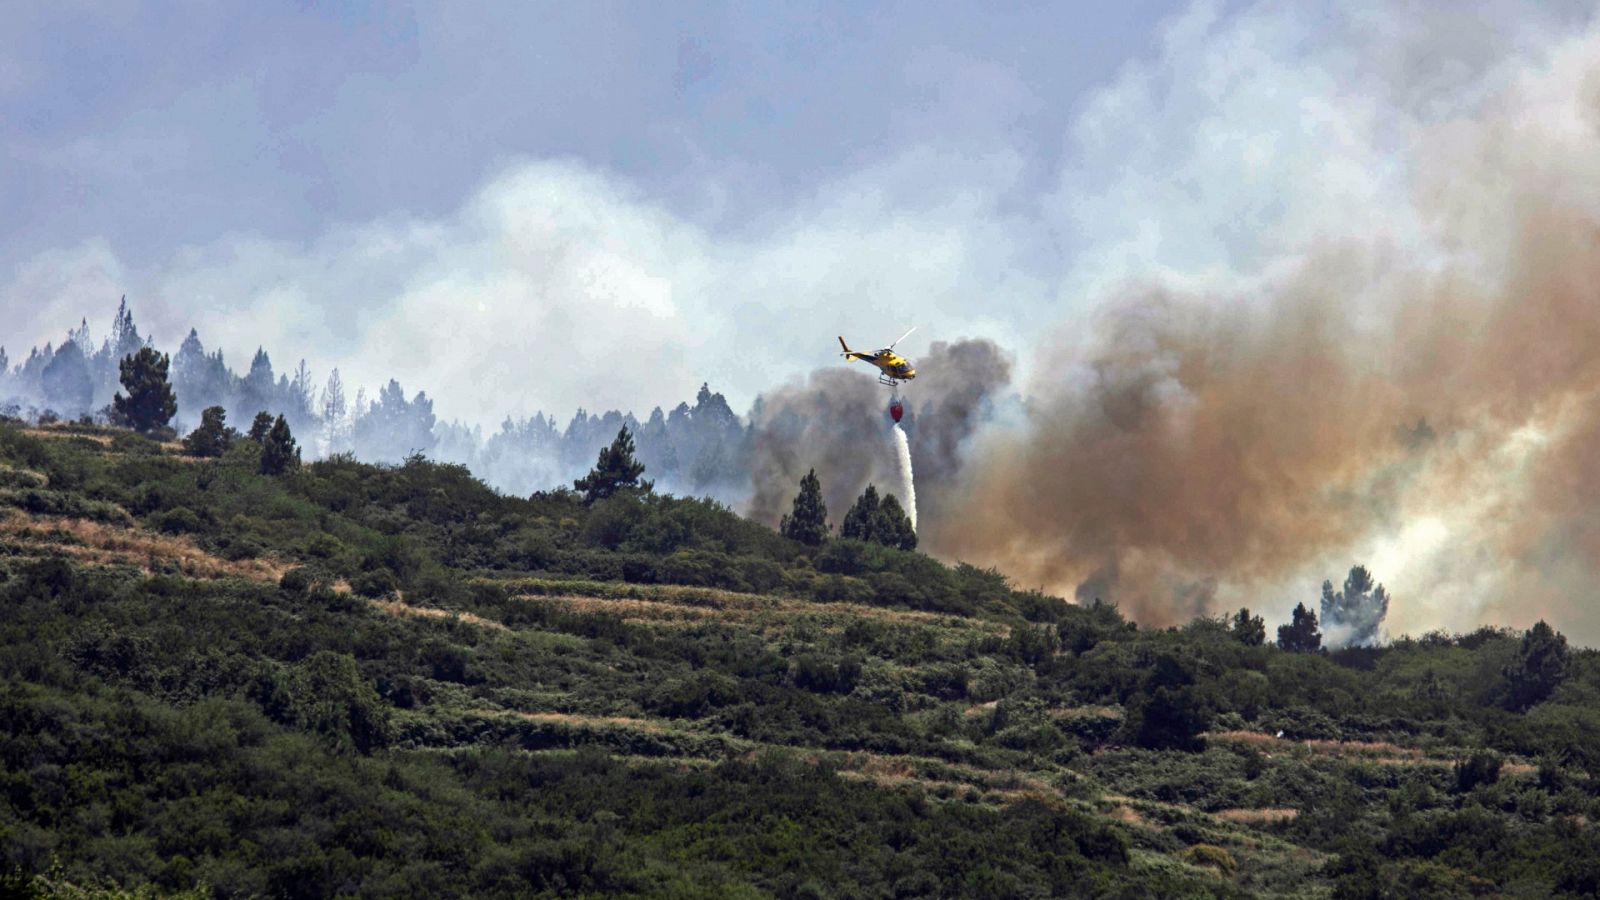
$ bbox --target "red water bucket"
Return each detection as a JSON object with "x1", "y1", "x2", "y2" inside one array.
[{"x1": 888, "y1": 399, "x2": 904, "y2": 423}]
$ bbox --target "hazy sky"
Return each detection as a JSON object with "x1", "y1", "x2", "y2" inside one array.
[
  {"x1": 4, "y1": 0, "x2": 1178, "y2": 415},
  {"x1": 2, "y1": 0, "x2": 1593, "y2": 424}
]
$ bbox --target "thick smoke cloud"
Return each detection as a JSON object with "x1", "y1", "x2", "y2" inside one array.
[{"x1": 931, "y1": 21, "x2": 1600, "y2": 638}]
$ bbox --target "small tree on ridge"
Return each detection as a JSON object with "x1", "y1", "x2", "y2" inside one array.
[
  {"x1": 111, "y1": 347, "x2": 177, "y2": 434},
  {"x1": 575, "y1": 426, "x2": 651, "y2": 504}
]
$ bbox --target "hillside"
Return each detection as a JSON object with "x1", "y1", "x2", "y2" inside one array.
[{"x1": 3, "y1": 420, "x2": 1600, "y2": 898}]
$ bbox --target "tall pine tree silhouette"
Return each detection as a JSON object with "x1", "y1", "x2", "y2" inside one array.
[
  {"x1": 259, "y1": 415, "x2": 300, "y2": 475},
  {"x1": 840, "y1": 485, "x2": 880, "y2": 541},
  {"x1": 111, "y1": 347, "x2": 177, "y2": 434},
  {"x1": 780, "y1": 469, "x2": 830, "y2": 546},
  {"x1": 574, "y1": 426, "x2": 652, "y2": 504},
  {"x1": 875, "y1": 494, "x2": 917, "y2": 551}
]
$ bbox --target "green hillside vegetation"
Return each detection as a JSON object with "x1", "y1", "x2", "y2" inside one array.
[{"x1": 4, "y1": 417, "x2": 1600, "y2": 898}]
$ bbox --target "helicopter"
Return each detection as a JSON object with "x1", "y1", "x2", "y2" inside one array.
[{"x1": 839, "y1": 327, "x2": 918, "y2": 387}]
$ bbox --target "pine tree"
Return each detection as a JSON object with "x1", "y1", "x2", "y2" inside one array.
[
  {"x1": 874, "y1": 493, "x2": 917, "y2": 551},
  {"x1": 1231, "y1": 608, "x2": 1266, "y2": 647},
  {"x1": 259, "y1": 415, "x2": 300, "y2": 475},
  {"x1": 322, "y1": 369, "x2": 347, "y2": 422},
  {"x1": 322, "y1": 368, "x2": 351, "y2": 454},
  {"x1": 241, "y1": 348, "x2": 276, "y2": 420},
  {"x1": 780, "y1": 469, "x2": 830, "y2": 546},
  {"x1": 182, "y1": 406, "x2": 236, "y2": 458},
  {"x1": 110, "y1": 347, "x2": 177, "y2": 433},
  {"x1": 1276, "y1": 602, "x2": 1322, "y2": 653},
  {"x1": 1319, "y1": 565, "x2": 1390, "y2": 648},
  {"x1": 574, "y1": 426, "x2": 652, "y2": 504},
  {"x1": 353, "y1": 379, "x2": 438, "y2": 462},
  {"x1": 41, "y1": 339, "x2": 94, "y2": 416},
  {"x1": 840, "y1": 484, "x2": 881, "y2": 541},
  {"x1": 248, "y1": 411, "x2": 275, "y2": 443},
  {"x1": 1503, "y1": 620, "x2": 1570, "y2": 711}
]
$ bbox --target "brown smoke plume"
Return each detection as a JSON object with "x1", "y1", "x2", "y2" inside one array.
[{"x1": 927, "y1": 48, "x2": 1600, "y2": 638}]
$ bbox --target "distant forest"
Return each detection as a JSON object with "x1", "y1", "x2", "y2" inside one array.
[{"x1": 0, "y1": 301, "x2": 750, "y2": 502}]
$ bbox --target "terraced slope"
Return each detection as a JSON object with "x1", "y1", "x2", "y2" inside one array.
[{"x1": 3, "y1": 421, "x2": 1600, "y2": 898}]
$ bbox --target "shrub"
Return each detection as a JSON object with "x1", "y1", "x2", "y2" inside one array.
[
  {"x1": 1454, "y1": 750, "x2": 1502, "y2": 793},
  {"x1": 153, "y1": 507, "x2": 202, "y2": 535},
  {"x1": 353, "y1": 568, "x2": 399, "y2": 598},
  {"x1": 1180, "y1": 844, "x2": 1237, "y2": 875}
]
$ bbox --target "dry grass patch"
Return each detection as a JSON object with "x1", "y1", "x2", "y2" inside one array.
[
  {"x1": 514, "y1": 588, "x2": 1006, "y2": 634},
  {"x1": 23, "y1": 428, "x2": 114, "y2": 446},
  {"x1": 1107, "y1": 805, "x2": 1148, "y2": 826},
  {"x1": 1215, "y1": 808, "x2": 1299, "y2": 825},
  {"x1": 490, "y1": 709, "x2": 670, "y2": 735},
  {"x1": 371, "y1": 598, "x2": 508, "y2": 631},
  {"x1": 1299, "y1": 738, "x2": 1422, "y2": 759},
  {"x1": 0, "y1": 512, "x2": 288, "y2": 581},
  {"x1": 544, "y1": 595, "x2": 722, "y2": 623},
  {"x1": 1210, "y1": 730, "x2": 1428, "y2": 760},
  {"x1": 1053, "y1": 705, "x2": 1123, "y2": 720}
]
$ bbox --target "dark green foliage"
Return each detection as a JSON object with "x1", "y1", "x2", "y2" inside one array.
[
  {"x1": 4, "y1": 418, "x2": 1600, "y2": 899},
  {"x1": 779, "y1": 468, "x2": 829, "y2": 546},
  {"x1": 286, "y1": 651, "x2": 393, "y2": 754},
  {"x1": 1453, "y1": 749, "x2": 1502, "y2": 793},
  {"x1": 573, "y1": 426, "x2": 651, "y2": 504},
  {"x1": 247, "y1": 410, "x2": 274, "y2": 442},
  {"x1": 1121, "y1": 653, "x2": 1211, "y2": 751},
  {"x1": 182, "y1": 404, "x2": 235, "y2": 457},
  {"x1": 110, "y1": 347, "x2": 178, "y2": 434},
  {"x1": 1502, "y1": 620, "x2": 1569, "y2": 711},
  {"x1": 1278, "y1": 601, "x2": 1322, "y2": 652},
  {"x1": 258, "y1": 414, "x2": 299, "y2": 475},
  {"x1": 840, "y1": 483, "x2": 880, "y2": 540},
  {"x1": 840, "y1": 484, "x2": 918, "y2": 551},
  {"x1": 876, "y1": 493, "x2": 917, "y2": 551},
  {"x1": 1232, "y1": 607, "x2": 1265, "y2": 646}
]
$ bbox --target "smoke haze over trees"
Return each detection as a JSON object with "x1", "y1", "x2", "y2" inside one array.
[{"x1": 1319, "y1": 566, "x2": 1391, "y2": 649}]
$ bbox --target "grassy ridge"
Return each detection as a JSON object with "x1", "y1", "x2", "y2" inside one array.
[{"x1": 2, "y1": 421, "x2": 1600, "y2": 897}]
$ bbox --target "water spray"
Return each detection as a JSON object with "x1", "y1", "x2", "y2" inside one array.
[{"x1": 889, "y1": 391, "x2": 917, "y2": 530}]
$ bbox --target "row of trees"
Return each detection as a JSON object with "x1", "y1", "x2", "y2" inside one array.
[
  {"x1": 570, "y1": 430, "x2": 920, "y2": 555},
  {"x1": 780, "y1": 468, "x2": 916, "y2": 551},
  {"x1": 2, "y1": 302, "x2": 753, "y2": 502}
]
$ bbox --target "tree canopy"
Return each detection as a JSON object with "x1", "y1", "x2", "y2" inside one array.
[
  {"x1": 111, "y1": 347, "x2": 178, "y2": 434},
  {"x1": 1277, "y1": 602, "x2": 1322, "y2": 653},
  {"x1": 780, "y1": 468, "x2": 829, "y2": 546},
  {"x1": 574, "y1": 426, "x2": 652, "y2": 504},
  {"x1": 258, "y1": 414, "x2": 300, "y2": 475},
  {"x1": 182, "y1": 405, "x2": 236, "y2": 458}
]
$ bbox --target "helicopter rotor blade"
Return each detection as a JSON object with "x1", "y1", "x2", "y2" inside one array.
[{"x1": 888, "y1": 326, "x2": 916, "y2": 351}]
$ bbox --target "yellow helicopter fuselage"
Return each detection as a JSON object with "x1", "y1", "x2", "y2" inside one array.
[{"x1": 839, "y1": 336, "x2": 916, "y2": 386}]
